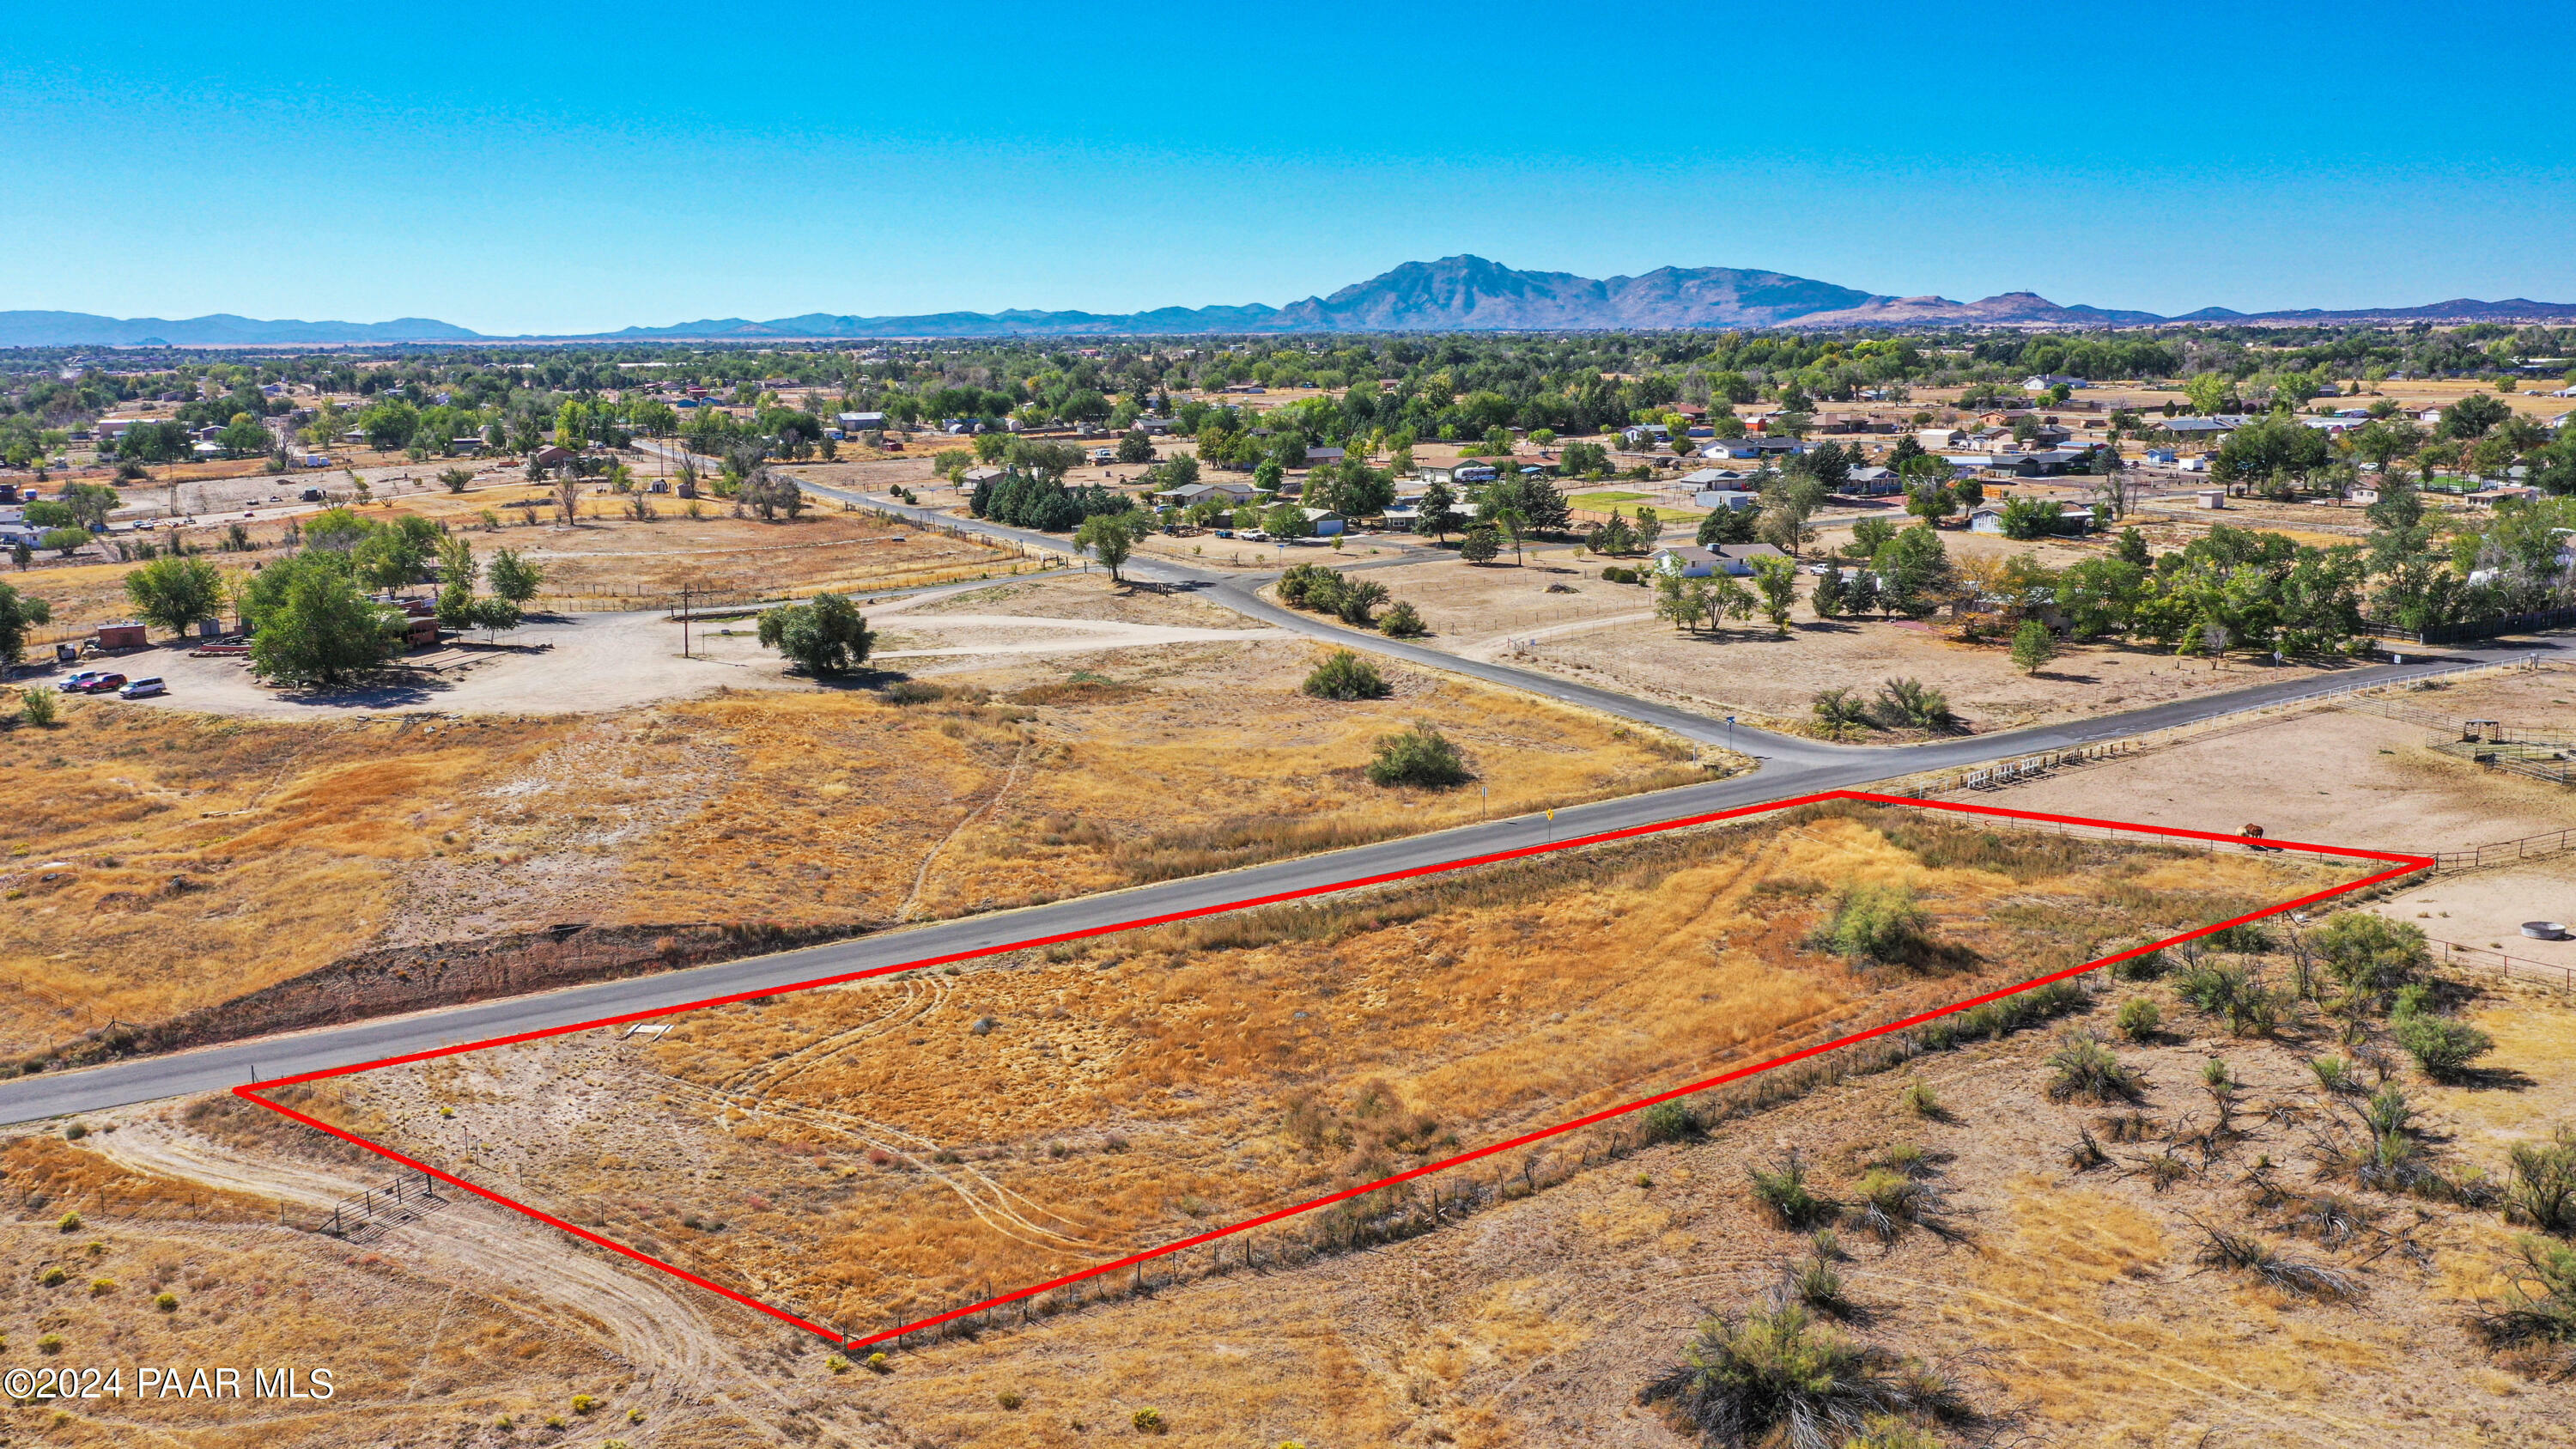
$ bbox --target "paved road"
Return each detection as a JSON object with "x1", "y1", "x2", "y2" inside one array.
[{"x1": 0, "y1": 472, "x2": 2555, "y2": 1123}]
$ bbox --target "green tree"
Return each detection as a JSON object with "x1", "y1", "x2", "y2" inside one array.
[
  {"x1": 59, "y1": 484, "x2": 121, "y2": 530},
  {"x1": 2439, "y1": 392, "x2": 2511, "y2": 441},
  {"x1": 1261, "y1": 502, "x2": 1310, "y2": 539},
  {"x1": 1074, "y1": 513, "x2": 1138, "y2": 582},
  {"x1": 1870, "y1": 526, "x2": 1953, "y2": 618},
  {"x1": 1415, "y1": 479, "x2": 1456, "y2": 541},
  {"x1": 1748, "y1": 553, "x2": 1798, "y2": 635},
  {"x1": 1811, "y1": 563, "x2": 1848, "y2": 618},
  {"x1": 218, "y1": 412, "x2": 271, "y2": 459},
  {"x1": 0, "y1": 581, "x2": 53, "y2": 666},
  {"x1": 122, "y1": 556, "x2": 225, "y2": 636},
  {"x1": 756, "y1": 593, "x2": 876, "y2": 678},
  {"x1": 1457, "y1": 525, "x2": 1499, "y2": 563},
  {"x1": 1115, "y1": 430, "x2": 1155, "y2": 465},
  {"x1": 2183, "y1": 374, "x2": 2231, "y2": 415},
  {"x1": 486, "y1": 547, "x2": 543, "y2": 606},
  {"x1": 38, "y1": 528, "x2": 91, "y2": 557},
  {"x1": 2009, "y1": 618, "x2": 2058, "y2": 674},
  {"x1": 247, "y1": 554, "x2": 398, "y2": 685}
]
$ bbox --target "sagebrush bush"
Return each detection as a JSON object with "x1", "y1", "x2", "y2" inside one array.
[
  {"x1": 1638, "y1": 1303, "x2": 1968, "y2": 1448},
  {"x1": 1365, "y1": 722, "x2": 1468, "y2": 788},
  {"x1": 1810, "y1": 883, "x2": 1935, "y2": 968},
  {"x1": 2046, "y1": 1031, "x2": 2143, "y2": 1103},
  {"x1": 1377, "y1": 600, "x2": 1428, "y2": 637},
  {"x1": 2116, "y1": 997, "x2": 2160, "y2": 1043},
  {"x1": 1747, "y1": 1152, "x2": 1834, "y2": 1230},
  {"x1": 1301, "y1": 649, "x2": 1390, "y2": 700}
]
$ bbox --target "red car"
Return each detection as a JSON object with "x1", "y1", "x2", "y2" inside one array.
[{"x1": 76, "y1": 673, "x2": 126, "y2": 694}]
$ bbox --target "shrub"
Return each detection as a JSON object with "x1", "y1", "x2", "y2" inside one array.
[
  {"x1": 2193, "y1": 1223, "x2": 2360, "y2": 1299},
  {"x1": 56, "y1": 1212, "x2": 79, "y2": 1233},
  {"x1": 20, "y1": 687, "x2": 57, "y2": 728},
  {"x1": 2045, "y1": 1031, "x2": 2143, "y2": 1103},
  {"x1": 2310, "y1": 1056, "x2": 2358, "y2": 1093},
  {"x1": 1747, "y1": 1151, "x2": 1834, "y2": 1229},
  {"x1": 1785, "y1": 1254, "x2": 1852, "y2": 1317},
  {"x1": 1810, "y1": 883, "x2": 1935, "y2": 968},
  {"x1": 154, "y1": 1293, "x2": 177, "y2": 1312},
  {"x1": 41, "y1": 1267, "x2": 65, "y2": 1287},
  {"x1": 1640, "y1": 1100, "x2": 1696, "y2": 1144},
  {"x1": 1899, "y1": 1080, "x2": 1942, "y2": 1118},
  {"x1": 2311, "y1": 910, "x2": 2428, "y2": 1002},
  {"x1": 38, "y1": 1333, "x2": 62, "y2": 1355},
  {"x1": 1871, "y1": 677, "x2": 1959, "y2": 733},
  {"x1": 1377, "y1": 600, "x2": 1428, "y2": 637},
  {"x1": 1852, "y1": 1169, "x2": 1953, "y2": 1243},
  {"x1": 1811, "y1": 687, "x2": 1871, "y2": 740},
  {"x1": 996, "y1": 1390, "x2": 1025, "y2": 1410},
  {"x1": 825, "y1": 1355, "x2": 850, "y2": 1374},
  {"x1": 62, "y1": 1123, "x2": 85, "y2": 1140},
  {"x1": 866, "y1": 1352, "x2": 891, "y2": 1373},
  {"x1": 1133, "y1": 1407, "x2": 1168, "y2": 1434},
  {"x1": 2115, "y1": 997, "x2": 2160, "y2": 1043},
  {"x1": 88, "y1": 1277, "x2": 115, "y2": 1296},
  {"x1": 2473, "y1": 1235, "x2": 2576, "y2": 1349},
  {"x1": 1366, "y1": 722, "x2": 1468, "y2": 788},
  {"x1": 2391, "y1": 996, "x2": 2494, "y2": 1080},
  {"x1": 1302, "y1": 649, "x2": 1390, "y2": 700},
  {"x1": 2505, "y1": 1128, "x2": 2576, "y2": 1235},
  {"x1": 2109, "y1": 947, "x2": 2165, "y2": 982},
  {"x1": 1637, "y1": 1303, "x2": 1967, "y2": 1449},
  {"x1": 571, "y1": 1395, "x2": 597, "y2": 1415}
]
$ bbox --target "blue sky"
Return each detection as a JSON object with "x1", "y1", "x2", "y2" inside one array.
[{"x1": 9, "y1": 2, "x2": 2573, "y2": 334}]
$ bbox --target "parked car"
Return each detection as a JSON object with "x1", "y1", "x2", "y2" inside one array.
[
  {"x1": 57, "y1": 669, "x2": 106, "y2": 692},
  {"x1": 76, "y1": 673, "x2": 127, "y2": 694},
  {"x1": 117, "y1": 676, "x2": 166, "y2": 699}
]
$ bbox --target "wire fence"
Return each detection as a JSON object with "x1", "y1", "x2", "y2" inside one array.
[{"x1": 2430, "y1": 936, "x2": 2576, "y2": 991}]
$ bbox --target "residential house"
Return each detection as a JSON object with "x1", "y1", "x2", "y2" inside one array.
[
  {"x1": 1420, "y1": 462, "x2": 1498, "y2": 486},
  {"x1": 1299, "y1": 507, "x2": 1346, "y2": 537},
  {"x1": 1153, "y1": 480, "x2": 1261, "y2": 510},
  {"x1": 1304, "y1": 446, "x2": 1346, "y2": 466},
  {"x1": 2165, "y1": 415, "x2": 2253, "y2": 439},
  {"x1": 1916, "y1": 428, "x2": 1969, "y2": 451},
  {"x1": 1649, "y1": 542, "x2": 1789, "y2": 577},
  {"x1": 528, "y1": 444, "x2": 575, "y2": 472},
  {"x1": 2022, "y1": 374, "x2": 2087, "y2": 392},
  {"x1": 1843, "y1": 466, "x2": 1902, "y2": 496},
  {"x1": 1693, "y1": 489, "x2": 1759, "y2": 511}
]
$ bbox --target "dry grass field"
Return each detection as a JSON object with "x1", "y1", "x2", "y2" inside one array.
[
  {"x1": 337, "y1": 804, "x2": 2341, "y2": 1349},
  {"x1": 0, "y1": 624, "x2": 1705, "y2": 1056}
]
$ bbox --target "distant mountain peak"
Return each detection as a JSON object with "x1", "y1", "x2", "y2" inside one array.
[{"x1": 8, "y1": 267, "x2": 2576, "y2": 346}]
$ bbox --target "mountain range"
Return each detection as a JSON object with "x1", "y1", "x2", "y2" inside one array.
[{"x1": 10, "y1": 257, "x2": 2576, "y2": 345}]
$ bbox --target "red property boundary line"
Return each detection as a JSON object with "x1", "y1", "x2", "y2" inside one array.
[{"x1": 235, "y1": 789, "x2": 2431, "y2": 1351}]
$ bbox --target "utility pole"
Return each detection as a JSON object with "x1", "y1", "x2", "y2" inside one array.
[{"x1": 679, "y1": 585, "x2": 690, "y2": 659}]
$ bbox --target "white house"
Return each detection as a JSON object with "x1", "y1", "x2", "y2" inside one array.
[
  {"x1": 1915, "y1": 428, "x2": 1968, "y2": 451},
  {"x1": 2022, "y1": 374, "x2": 2088, "y2": 392},
  {"x1": 1693, "y1": 490, "x2": 1759, "y2": 511},
  {"x1": 1650, "y1": 542, "x2": 1789, "y2": 578}
]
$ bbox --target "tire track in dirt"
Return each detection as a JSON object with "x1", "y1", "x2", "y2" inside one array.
[
  {"x1": 88, "y1": 1116, "x2": 802, "y2": 1437},
  {"x1": 898, "y1": 735, "x2": 1033, "y2": 922},
  {"x1": 716, "y1": 976, "x2": 949, "y2": 1102}
]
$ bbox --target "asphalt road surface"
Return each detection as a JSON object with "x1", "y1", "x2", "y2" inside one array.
[{"x1": 0, "y1": 469, "x2": 2555, "y2": 1124}]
